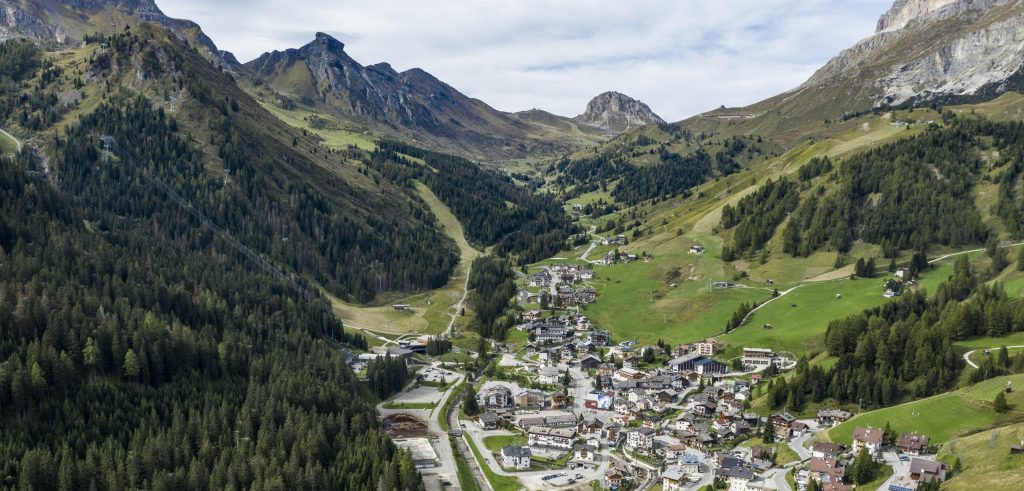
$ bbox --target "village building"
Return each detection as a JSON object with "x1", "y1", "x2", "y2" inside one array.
[
  {"x1": 908, "y1": 458, "x2": 947, "y2": 483},
  {"x1": 696, "y1": 339, "x2": 719, "y2": 356},
  {"x1": 851, "y1": 427, "x2": 885, "y2": 457},
  {"x1": 479, "y1": 385, "x2": 513, "y2": 409},
  {"x1": 626, "y1": 427, "x2": 655, "y2": 450},
  {"x1": 501, "y1": 445, "x2": 531, "y2": 470},
  {"x1": 741, "y1": 348, "x2": 774, "y2": 369},
  {"x1": 527, "y1": 426, "x2": 577, "y2": 450},
  {"x1": 816, "y1": 409, "x2": 853, "y2": 427},
  {"x1": 812, "y1": 442, "x2": 843, "y2": 460},
  {"x1": 896, "y1": 433, "x2": 930, "y2": 456},
  {"x1": 662, "y1": 467, "x2": 687, "y2": 491}
]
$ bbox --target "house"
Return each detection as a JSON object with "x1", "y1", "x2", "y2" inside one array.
[
  {"x1": 808, "y1": 457, "x2": 847, "y2": 488},
  {"x1": 852, "y1": 427, "x2": 885, "y2": 457},
  {"x1": 662, "y1": 466, "x2": 687, "y2": 491},
  {"x1": 477, "y1": 412, "x2": 500, "y2": 430},
  {"x1": 792, "y1": 420, "x2": 809, "y2": 437},
  {"x1": 573, "y1": 443, "x2": 597, "y2": 462},
  {"x1": 896, "y1": 433, "x2": 930, "y2": 456},
  {"x1": 579, "y1": 355, "x2": 602, "y2": 370},
  {"x1": 604, "y1": 469, "x2": 623, "y2": 490},
  {"x1": 538, "y1": 366, "x2": 562, "y2": 385},
  {"x1": 741, "y1": 348, "x2": 774, "y2": 369},
  {"x1": 771, "y1": 413, "x2": 796, "y2": 439},
  {"x1": 812, "y1": 442, "x2": 843, "y2": 460},
  {"x1": 908, "y1": 458, "x2": 947, "y2": 483},
  {"x1": 716, "y1": 465, "x2": 754, "y2": 491},
  {"x1": 816, "y1": 409, "x2": 853, "y2": 427},
  {"x1": 527, "y1": 426, "x2": 577, "y2": 450},
  {"x1": 480, "y1": 385, "x2": 514, "y2": 409},
  {"x1": 696, "y1": 339, "x2": 719, "y2": 356},
  {"x1": 501, "y1": 446, "x2": 531, "y2": 470},
  {"x1": 550, "y1": 394, "x2": 569, "y2": 410},
  {"x1": 689, "y1": 245, "x2": 705, "y2": 255},
  {"x1": 626, "y1": 427, "x2": 655, "y2": 450},
  {"x1": 514, "y1": 389, "x2": 548, "y2": 408},
  {"x1": 680, "y1": 453, "x2": 701, "y2": 477}
]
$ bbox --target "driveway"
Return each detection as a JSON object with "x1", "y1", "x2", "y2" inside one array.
[{"x1": 879, "y1": 451, "x2": 909, "y2": 491}]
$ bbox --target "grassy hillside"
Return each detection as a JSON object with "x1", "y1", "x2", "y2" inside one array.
[
  {"x1": 937, "y1": 422, "x2": 1024, "y2": 491},
  {"x1": 826, "y1": 374, "x2": 1024, "y2": 445}
]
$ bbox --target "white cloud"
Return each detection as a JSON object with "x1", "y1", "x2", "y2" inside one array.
[{"x1": 156, "y1": 0, "x2": 893, "y2": 121}]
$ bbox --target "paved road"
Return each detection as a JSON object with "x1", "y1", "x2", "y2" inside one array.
[
  {"x1": 963, "y1": 345, "x2": 1024, "y2": 369},
  {"x1": 879, "y1": 451, "x2": 909, "y2": 491},
  {"x1": 765, "y1": 467, "x2": 792, "y2": 491}
]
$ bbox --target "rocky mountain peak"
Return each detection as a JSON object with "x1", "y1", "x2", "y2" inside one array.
[
  {"x1": 876, "y1": 0, "x2": 1006, "y2": 32},
  {"x1": 574, "y1": 91, "x2": 665, "y2": 136},
  {"x1": 312, "y1": 32, "x2": 346, "y2": 52}
]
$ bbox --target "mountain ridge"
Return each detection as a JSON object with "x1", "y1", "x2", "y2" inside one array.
[{"x1": 573, "y1": 91, "x2": 666, "y2": 135}]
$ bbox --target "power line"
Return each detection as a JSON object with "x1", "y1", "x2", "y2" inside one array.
[{"x1": 102, "y1": 136, "x2": 313, "y2": 300}]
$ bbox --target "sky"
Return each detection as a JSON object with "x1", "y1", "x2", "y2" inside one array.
[{"x1": 157, "y1": 0, "x2": 893, "y2": 121}]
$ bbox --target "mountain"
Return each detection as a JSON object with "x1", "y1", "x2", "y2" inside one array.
[
  {"x1": 573, "y1": 91, "x2": 665, "y2": 135},
  {"x1": 246, "y1": 33, "x2": 596, "y2": 161},
  {"x1": 0, "y1": 0, "x2": 239, "y2": 68},
  {"x1": 681, "y1": 0, "x2": 1024, "y2": 145}
]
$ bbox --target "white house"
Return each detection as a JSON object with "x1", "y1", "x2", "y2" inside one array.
[
  {"x1": 501, "y1": 446, "x2": 531, "y2": 470},
  {"x1": 626, "y1": 427, "x2": 655, "y2": 450},
  {"x1": 662, "y1": 467, "x2": 687, "y2": 491}
]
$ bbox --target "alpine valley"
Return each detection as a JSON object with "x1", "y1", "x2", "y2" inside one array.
[{"x1": 0, "y1": 1, "x2": 1023, "y2": 491}]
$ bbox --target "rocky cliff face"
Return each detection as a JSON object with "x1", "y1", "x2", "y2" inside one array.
[
  {"x1": 876, "y1": 0, "x2": 962, "y2": 32},
  {"x1": 801, "y1": 0, "x2": 1024, "y2": 108},
  {"x1": 573, "y1": 91, "x2": 665, "y2": 135},
  {"x1": 247, "y1": 33, "x2": 587, "y2": 160},
  {"x1": 0, "y1": 0, "x2": 237, "y2": 68}
]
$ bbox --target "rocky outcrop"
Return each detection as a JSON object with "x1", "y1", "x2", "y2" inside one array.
[
  {"x1": 0, "y1": 0, "x2": 237, "y2": 69},
  {"x1": 800, "y1": 0, "x2": 1024, "y2": 108},
  {"x1": 573, "y1": 91, "x2": 665, "y2": 135}
]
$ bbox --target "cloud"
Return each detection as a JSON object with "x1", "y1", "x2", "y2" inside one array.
[{"x1": 156, "y1": 0, "x2": 893, "y2": 121}]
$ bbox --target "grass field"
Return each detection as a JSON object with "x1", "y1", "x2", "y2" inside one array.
[
  {"x1": 260, "y1": 102, "x2": 377, "y2": 150},
  {"x1": 936, "y1": 422, "x2": 1024, "y2": 491},
  {"x1": 464, "y1": 434, "x2": 522, "y2": 491},
  {"x1": 331, "y1": 183, "x2": 482, "y2": 336},
  {"x1": 737, "y1": 438, "x2": 800, "y2": 465},
  {"x1": 483, "y1": 435, "x2": 528, "y2": 453},
  {"x1": 827, "y1": 374, "x2": 1024, "y2": 445},
  {"x1": 956, "y1": 331, "x2": 1024, "y2": 349}
]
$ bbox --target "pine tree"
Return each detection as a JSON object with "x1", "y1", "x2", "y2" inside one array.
[
  {"x1": 852, "y1": 446, "x2": 876, "y2": 484},
  {"x1": 994, "y1": 391, "x2": 1009, "y2": 413},
  {"x1": 123, "y1": 349, "x2": 139, "y2": 381}
]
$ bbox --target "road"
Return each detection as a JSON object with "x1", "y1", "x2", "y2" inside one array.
[
  {"x1": 963, "y1": 345, "x2": 1024, "y2": 369},
  {"x1": 736, "y1": 285, "x2": 804, "y2": 326},
  {"x1": 377, "y1": 366, "x2": 467, "y2": 491},
  {"x1": 445, "y1": 261, "x2": 474, "y2": 338},
  {"x1": 765, "y1": 467, "x2": 792, "y2": 491},
  {"x1": 879, "y1": 451, "x2": 909, "y2": 491},
  {"x1": 0, "y1": 127, "x2": 21, "y2": 154},
  {"x1": 927, "y1": 241, "x2": 1024, "y2": 264}
]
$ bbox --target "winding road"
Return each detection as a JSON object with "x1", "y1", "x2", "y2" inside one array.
[{"x1": 963, "y1": 346, "x2": 1024, "y2": 369}]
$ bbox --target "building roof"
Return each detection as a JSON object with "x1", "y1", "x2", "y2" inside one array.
[
  {"x1": 852, "y1": 426, "x2": 884, "y2": 444},
  {"x1": 812, "y1": 442, "x2": 843, "y2": 456},
  {"x1": 501, "y1": 445, "x2": 531, "y2": 458},
  {"x1": 909, "y1": 458, "x2": 944, "y2": 475},
  {"x1": 898, "y1": 432, "x2": 930, "y2": 450},
  {"x1": 662, "y1": 467, "x2": 686, "y2": 481},
  {"x1": 716, "y1": 466, "x2": 754, "y2": 480},
  {"x1": 528, "y1": 426, "x2": 576, "y2": 438}
]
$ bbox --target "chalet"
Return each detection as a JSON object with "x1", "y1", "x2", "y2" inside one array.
[
  {"x1": 604, "y1": 469, "x2": 623, "y2": 490},
  {"x1": 477, "y1": 412, "x2": 500, "y2": 430},
  {"x1": 771, "y1": 412, "x2": 796, "y2": 439},
  {"x1": 897, "y1": 433, "x2": 930, "y2": 456},
  {"x1": 716, "y1": 465, "x2": 754, "y2": 491},
  {"x1": 662, "y1": 466, "x2": 687, "y2": 491},
  {"x1": 527, "y1": 426, "x2": 577, "y2": 450},
  {"x1": 626, "y1": 427, "x2": 655, "y2": 450},
  {"x1": 851, "y1": 427, "x2": 885, "y2": 457},
  {"x1": 577, "y1": 287, "x2": 598, "y2": 304},
  {"x1": 528, "y1": 272, "x2": 551, "y2": 288},
  {"x1": 532, "y1": 323, "x2": 569, "y2": 343},
  {"x1": 816, "y1": 409, "x2": 853, "y2": 426},
  {"x1": 604, "y1": 425, "x2": 620, "y2": 442},
  {"x1": 501, "y1": 446, "x2": 531, "y2": 470},
  {"x1": 545, "y1": 413, "x2": 577, "y2": 428},
  {"x1": 792, "y1": 420, "x2": 809, "y2": 437},
  {"x1": 750, "y1": 446, "x2": 775, "y2": 461},
  {"x1": 579, "y1": 355, "x2": 602, "y2": 370},
  {"x1": 614, "y1": 367, "x2": 646, "y2": 381},
  {"x1": 808, "y1": 457, "x2": 847, "y2": 488},
  {"x1": 661, "y1": 443, "x2": 688, "y2": 460},
  {"x1": 578, "y1": 418, "x2": 605, "y2": 436},
  {"x1": 909, "y1": 458, "x2": 947, "y2": 483},
  {"x1": 812, "y1": 442, "x2": 843, "y2": 460},
  {"x1": 689, "y1": 245, "x2": 705, "y2": 255},
  {"x1": 590, "y1": 330, "x2": 611, "y2": 346},
  {"x1": 573, "y1": 443, "x2": 597, "y2": 462},
  {"x1": 550, "y1": 394, "x2": 568, "y2": 410},
  {"x1": 523, "y1": 310, "x2": 542, "y2": 322},
  {"x1": 538, "y1": 366, "x2": 562, "y2": 385}
]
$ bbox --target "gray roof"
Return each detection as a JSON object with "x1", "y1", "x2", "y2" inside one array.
[{"x1": 501, "y1": 445, "x2": 531, "y2": 458}]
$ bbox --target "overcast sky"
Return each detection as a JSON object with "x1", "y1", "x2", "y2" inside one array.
[{"x1": 157, "y1": 0, "x2": 893, "y2": 121}]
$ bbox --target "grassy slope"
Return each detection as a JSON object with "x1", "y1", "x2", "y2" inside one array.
[
  {"x1": 936, "y1": 422, "x2": 1024, "y2": 491},
  {"x1": 330, "y1": 183, "x2": 483, "y2": 335},
  {"x1": 0, "y1": 129, "x2": 17, "y2": 156},
  {"x1": 826, "y1": 374, "x2": 1024, "y2": 445}
]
